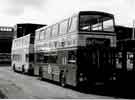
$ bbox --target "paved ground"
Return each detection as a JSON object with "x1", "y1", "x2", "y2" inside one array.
[{"x1": 0, "y1": 66, "x2": 116, "y2": 99}]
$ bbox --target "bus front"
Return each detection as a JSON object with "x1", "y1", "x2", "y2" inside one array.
[{"x1": 77, "y1": 11, "x2": 116, "y2": 87}]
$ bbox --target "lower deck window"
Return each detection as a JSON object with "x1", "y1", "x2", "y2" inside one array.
[
  {"x1": 48, "y1": 56, "x2": 57, "y2": 63},
  {"x1": 36, "y1": 53, "x2": 57, "y2": 64},
  {"x1": 68, "y1": 51, "x2": 76, "y2": 64},
  {"x1": 12, "y1": 54, "x2": 22, "y2": 61}
]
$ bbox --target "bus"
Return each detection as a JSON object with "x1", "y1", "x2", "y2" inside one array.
[
  {"x1": 11, "y1": 34, "x2": 34, "y2": 74},
  {"x1": 115, "y1": 39, "x2": 135, "y2": 86},
  {"x1": 34, "y1": 11, "x2": 116, "y2": 87}
]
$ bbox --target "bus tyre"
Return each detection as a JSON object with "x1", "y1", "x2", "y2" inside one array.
[
  {"x1": 22, "y1": 65, "x2": 25, "y2": 73},
  {"x1": 60, "y1": 72, "x2": 66, "y2": 87},
  {"x1": 29, "y1": 64, "x2": 34, "y2": 75},
  {"x1": 39, "y1": 67, "x2": 43, "y2": 80},
  {"x1": 13, "y1": 64, "x2": 16, "y2": 72},
  {"x1": 30, "y1": 69, "x2": 34, "y2": 76}
]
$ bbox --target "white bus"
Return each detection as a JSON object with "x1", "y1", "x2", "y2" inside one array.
[{"x1": 11, "y1": 34, "x2": 34, "y2": 74}]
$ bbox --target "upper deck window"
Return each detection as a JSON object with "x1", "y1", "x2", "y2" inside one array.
[
  {"x1": 52, "y1": 24, "x2": 59, "y2": 37},
  {"x1": 68, "y1": 16, "x2": 78, "y2": 32},
  {"x1": 46, "y1": 27, "x2": 51, "y2": 38},
  {"x1": 35, "y1": 31, "x2": 40, "y2": 41},
  {"x1": 79, "y1": 13, "x2": 114, "y2": 32},
  {"x1": 39, "y1": 30, "x2": 44, "y2": 40},
  {"x1": 59, "y1": 19, "x2": 68, "y2": 34}
]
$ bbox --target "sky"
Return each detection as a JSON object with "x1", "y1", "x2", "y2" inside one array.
[{"x1": 0, "y1": 0, "x2": 134, "y2": 27}]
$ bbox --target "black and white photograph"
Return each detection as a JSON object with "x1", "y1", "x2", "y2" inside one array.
[{"x1": 0, "y1": 0, "x2": 134, "y2": 99}]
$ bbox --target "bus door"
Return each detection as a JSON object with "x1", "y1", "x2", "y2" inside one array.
[
  {"x1": 97, "y1": 47, "x2": 113, "y2": 82},
  {"x1": 58, "y1": 50, "x2": 77, "y2": 86},
  {"x1": 115, "y1": 51, "x2": 134, "y2": 79},
  {"x1": 115, "y1": 50, "x2": 135, "y2": 89},
  {"x1": 126, "y1": 51, "x2": 134, "y2": 71},
  {"x1": 126, "y1": 51, "x2": 135, "y2": 90},
  {"x1": 81, "y1": 46, "x2": 98, "y2": 84}
]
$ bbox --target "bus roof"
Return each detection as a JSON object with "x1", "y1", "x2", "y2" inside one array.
[
  {"x1": 79, "y1": 11, "x2": 114, "y2": 18},
  {"x1": 13, "y1": 34, "x2": 30, "y2": 41},
  {"x1": 35, "y1": 11, "x2": 114, "y2": 32}
]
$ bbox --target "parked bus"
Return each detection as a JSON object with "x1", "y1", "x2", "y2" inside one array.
[
  {"x1": 114, "y1": 39, "x2": 135, "y2": 86},
  {"x1": 34, "y1": 11, "x2": 116, "y2": 87},
  {"x1": 11, "y1": 34, "x2": 34, "y2": 74}
]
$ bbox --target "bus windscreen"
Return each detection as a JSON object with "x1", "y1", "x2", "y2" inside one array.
[{"x1": 79, "y1": 14, "x2": 114, "y2": 32}]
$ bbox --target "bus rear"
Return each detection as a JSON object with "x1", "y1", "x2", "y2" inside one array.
[{"x1": 11, "y1": 34, "x2": 34, "y2": 74}]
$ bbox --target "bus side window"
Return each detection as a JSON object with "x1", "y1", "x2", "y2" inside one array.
[
  {"x1": 127, "y1": 53, "x2": 133, "y2": 64},
  {"x1": 43, "y1": 55, "x2": 48, "y2": 63},
  {"x1": 36, "y1": 53, "x2": 44, "y2": 63},
  {"x1": 29, "y1": 54, "x2": 34, "y2": 62},
  {"x1": 62, "y1": 56, "x2": 67, "y2": 65},
  {"x1": 26, "y1": 54, "x2": 29, "y2": 62},
  {"x1": 68, "y1": 16, "x2": 77, "y2": 33},
  {"x1": 116, "y1": 52, "x2": 122, "y2": 69},
  {"x1": 68, "y1": 51, "x2": 76, "y2": 64},
  {"x1": 127, "y1": 52, "x2": 133, "y2": 70},
  {"x1": 48, "y1": 55, "x2": 57, "y2": 64},
  {"x1": 13, "y1": 54, "x2": 17, "y2": 61}
]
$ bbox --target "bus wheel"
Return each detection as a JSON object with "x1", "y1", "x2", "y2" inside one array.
[
  {"x1": 30, "y1": 68, "x2": 34, "y2": 76},
  {"x1": 29, "y1": 64, "x2": 34, "y2": 75},
  {"x1": 60, "y1": 72, "x2": 66, "y2": 87},
  {"x1": 39, "y1": 67, "x2": 43, "y2": 80},
  {"x1": 22, "y1": 65, "x2": 25, "y2": 73},
  {"x1": 13, "y1": 64, "x2": 16, "y2": 72}
]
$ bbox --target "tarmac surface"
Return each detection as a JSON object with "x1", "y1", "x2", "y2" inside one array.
[{"x1": 0, "y1": 66, "x2": 116, "y2": 99}]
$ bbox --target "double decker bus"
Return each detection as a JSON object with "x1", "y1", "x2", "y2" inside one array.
[
  {"x1": 34, "y1": 11, "x2": 116, "y2": 87},
  {"x1": 11, "y1": 34, "x2": 34, "y2": 74}
]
